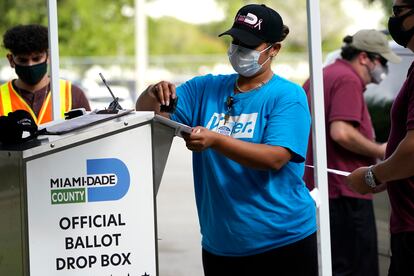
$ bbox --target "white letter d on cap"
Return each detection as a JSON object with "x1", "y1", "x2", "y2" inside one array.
[{"x1": 244, "y1": 13, "x2": 258, "y2": 25}]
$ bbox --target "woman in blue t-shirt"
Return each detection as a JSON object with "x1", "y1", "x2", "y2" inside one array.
[{"x1": 136, "y1": 4, "x2": 317, "y2": 276}]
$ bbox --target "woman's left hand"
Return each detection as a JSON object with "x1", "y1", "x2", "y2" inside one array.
[{"x1": 183, "y1": 127, "x2": 218, "y2": 152}]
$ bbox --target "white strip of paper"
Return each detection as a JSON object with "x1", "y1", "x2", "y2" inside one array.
[{"x1": 305, "y1": 164, "x2": 350, "y2": 176}]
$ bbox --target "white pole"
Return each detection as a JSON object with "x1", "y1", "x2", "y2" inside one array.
[
  {"x1": 47, "y1": 0, "x2": 61, "y2": 121},
  {"x1": 306, "y1": 0, "x2": 332, "y2": 275},
  {"x1": 135, "y1": 0, "x2": 148, "y2": 98}
]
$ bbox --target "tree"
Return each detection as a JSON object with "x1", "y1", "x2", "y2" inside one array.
[
  {"x1": 0, "y1": 0, "x2": 385, "y2": 57},
  {"x1": 0, "y1": 0, "x2": 225, "y2": 57},
  {"x1": 367, "y1": 0, "x2": 393, "y2": 14},
  {"x1": 214, "y1": 0, "x2": 357, "y2": 52},
  {"x1": 0, "y1": 0, "x2": 48, "y2": 35}
]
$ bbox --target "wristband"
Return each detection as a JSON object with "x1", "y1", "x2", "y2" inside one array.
[{"x1": 364, "y1": 165, "x2": 378, "y2": 188}]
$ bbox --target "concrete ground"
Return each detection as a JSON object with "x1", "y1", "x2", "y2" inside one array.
[
  {"x1": 156, "y1": 138, "x2": 391, "y2": 276},
  {"x1": 156, "y1": 138, "x2": 203, "y2": 276}
]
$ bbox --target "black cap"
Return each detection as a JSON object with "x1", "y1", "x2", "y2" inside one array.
[
  {"x1": 0, "y1": 110, "x2": 38, "y2": 144},
  {"x1": 219, "y1": 4, "x2": 284, "y2": 47}
]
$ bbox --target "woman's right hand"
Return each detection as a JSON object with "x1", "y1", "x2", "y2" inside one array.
[
  {"x1": 147, "y1": 81, "x2": 177, "y2": 106},
  {"x1": 136, "y1": 81, "x2": 176, "y2": 112}
]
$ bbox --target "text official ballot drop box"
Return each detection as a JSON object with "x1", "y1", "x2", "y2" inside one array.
[{"x1": 0, "y1": 111, "x2": 179, "y2": 276}]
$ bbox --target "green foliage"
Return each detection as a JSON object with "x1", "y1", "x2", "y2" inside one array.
[
  {"x1": 0, "y1": 0, "x2": 390, "y2": 57},
  {"x1": 0, "y1": 0, "x2": 135, "y2": 56},
  {"x1": 148, "y1": 17, "x2": 226, "y2": 55},
  {"x1": 57, "y1": 0, "x2": 136, "y2": 56},
  {"x1": 0, "y1": 0, "x2": 226, "y2": 57},
  {"x1": 0, "y1": 0, "x2": 48, "y2": 36},
  {"x1": 367, "y1": 0, "x2": 393, "y2": 15},
  {"x1": 215, "y1": 0, "x2": 358, "y2": 52},
  {"x1": 367, "y1": 98, "x2": 393, "y2": 143}
]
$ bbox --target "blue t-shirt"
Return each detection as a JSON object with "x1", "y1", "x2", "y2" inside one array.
[{"x1": 171, "y1": 73, "x2": 316, "y2": 256}]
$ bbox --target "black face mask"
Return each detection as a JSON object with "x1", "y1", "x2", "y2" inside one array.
[
  {"x1": 388, "y1": 9, "x2": 414, "y2": 48},
  {"x1": 14, "y1": 61, "x2": 48, "y2": 85}
]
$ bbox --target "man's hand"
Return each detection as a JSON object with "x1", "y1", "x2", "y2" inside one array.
[{"x1": 346, "y1": 167, "x2": 379, "y2": 194}]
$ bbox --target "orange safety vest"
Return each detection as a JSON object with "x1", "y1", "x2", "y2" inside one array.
[{"x1": 0, "y1": 79, "x2": 72, "y2": 125}]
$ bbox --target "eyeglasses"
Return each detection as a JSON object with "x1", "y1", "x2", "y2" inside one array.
[
  {"x1": 367, "y1": 53, "x2": 388, "y2": 67},
  {"x1": 392, "y1": 4, "x2": 414, "y2": 17}
]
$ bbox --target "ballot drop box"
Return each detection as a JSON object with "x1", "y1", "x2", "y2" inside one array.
[{"x1": 0, "y1": 111, "x2": 178, "y2": 276}]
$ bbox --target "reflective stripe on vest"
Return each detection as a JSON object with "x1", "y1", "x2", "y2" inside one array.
[
  {"x1": 0, "y1": 82, "x2": 13, "y2": 115},
  {"x1": 0, "y1": 79, "x2": 72, "y2": 124}
]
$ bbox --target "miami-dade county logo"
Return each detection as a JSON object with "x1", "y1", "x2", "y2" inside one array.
[{"x1": 50, "y1": 158, "x2": 130, "y2": 205}]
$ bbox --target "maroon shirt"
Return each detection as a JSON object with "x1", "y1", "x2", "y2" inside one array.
[
  {"x1": 386, "y1": 61, "x2": 414, "y2": 234},
  {"x1": 303, "y1": 59, "x2": 376, "y2": 200},
  {"x1": 11, "y1": 79, "x2": 91, "y2": 117}
]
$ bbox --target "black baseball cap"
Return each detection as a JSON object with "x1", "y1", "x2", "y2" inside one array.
[
  {"x1": 219, "y1": 4, "x2": 284, "y2": 48},
  {"x1": 0, "y1": 110, "x2": 38, "y2": 144}
]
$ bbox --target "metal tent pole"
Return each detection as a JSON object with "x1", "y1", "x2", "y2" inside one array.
[
  {"x1": 306, "y1": 0, "x2": 332, "y2": 275},
  {"x1": 135, "y1": 0, "x2": 148, "y2": 97},
  {"x1": 47, "y1": 0, "x2": 61, "y2": 121}
]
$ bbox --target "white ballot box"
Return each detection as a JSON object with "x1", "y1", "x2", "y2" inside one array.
[{"x1": 0, "y1": 111, "x2": 181, "y2": 276}]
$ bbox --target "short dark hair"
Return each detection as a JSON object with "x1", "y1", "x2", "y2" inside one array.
[
  {"x1": 340, "y1": 35, "x2": 362, "y2": 61},
  {"x1": 3, "y1": 24, "x2": 48, "y2": 55},
  {"x1": 279, "y1": 25, "x2": 290, "y2": 42},
  {"x1": 340, "y1": 34, "x2": 386, "y2": 64}
]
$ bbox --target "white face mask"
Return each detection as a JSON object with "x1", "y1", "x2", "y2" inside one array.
[
  {"x1": 369, "y1": 63, "x2": 388, "y2": 84},
  {"x1": 227, "y1": 43, "x2": 273, "y2": 77}
]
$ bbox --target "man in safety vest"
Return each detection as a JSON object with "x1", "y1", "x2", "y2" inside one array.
[{"x1": 0, "y1": 24, "x2": 90, "y2": 125}]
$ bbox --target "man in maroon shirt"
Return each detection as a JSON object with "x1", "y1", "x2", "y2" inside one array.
[
  {"x1": 348, "y1": 1, "x2": 414, "y2": 275},
  {"x1": 304, "y1": 29, "x2": 400, "y2": 276},
  {"x1": 0, "y1": 24, "x2": 90, "y2": 124}
]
